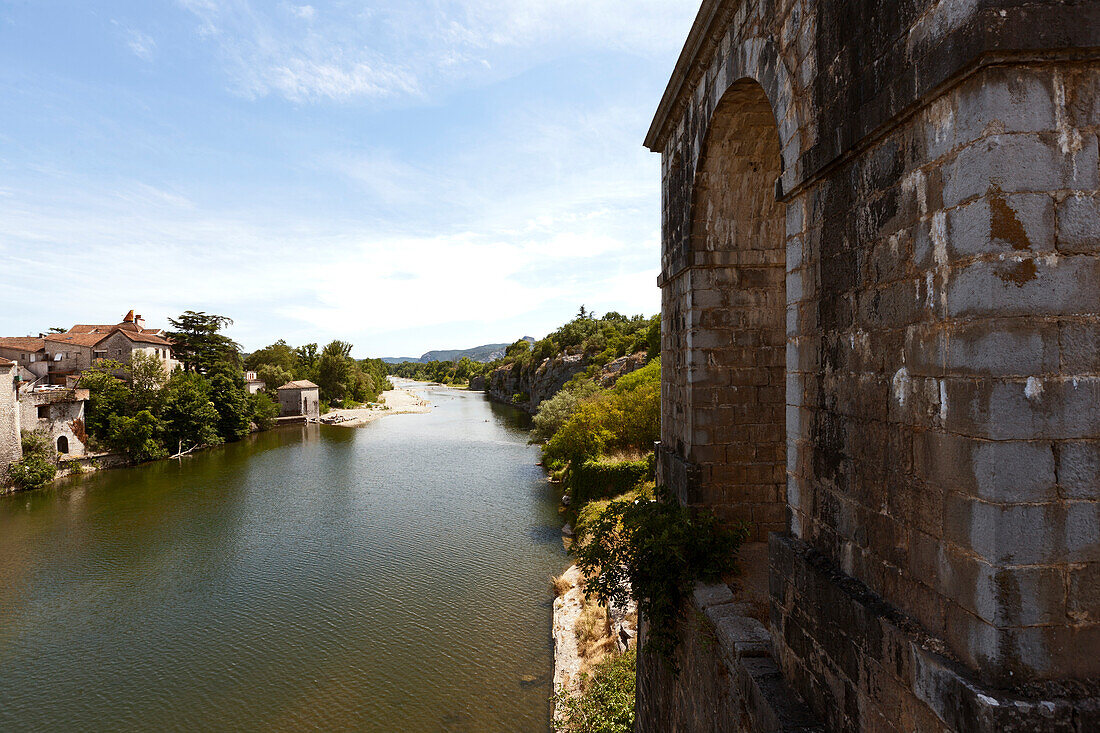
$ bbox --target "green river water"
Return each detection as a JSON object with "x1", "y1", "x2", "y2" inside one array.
[{"x1": 0, "y1": 383, "x2": 565, "y2": 732}]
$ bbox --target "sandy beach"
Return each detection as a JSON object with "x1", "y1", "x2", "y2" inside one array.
[{"x1": 323, "y1": 386, "x2": 432, "y2": 427}]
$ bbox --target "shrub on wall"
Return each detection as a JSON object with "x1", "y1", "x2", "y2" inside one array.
[
  {"x1": 7, "y1": 431, "x2": 58, "y2": 490},
  {"x1": 567, "y1": 458, "x2": 652, "y2": 506}
]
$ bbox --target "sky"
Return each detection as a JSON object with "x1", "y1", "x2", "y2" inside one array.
[{"x1": 0, "y1": 1, "x2": 697, "y2": 359}]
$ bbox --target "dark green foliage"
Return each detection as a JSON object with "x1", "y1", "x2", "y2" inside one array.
[
  {"x1": 250, "y1": 392, "x2": 279, "y2": 431},
  {"x1": 249, "y1": 339, "x2": 390, "y2": 405},
  {"x1": 207, "y1": 364, "x2": 252, "y2": 442},
  {"x1": 161, "y1": 372, "x2": 222, "y2": 453},
  {"x1": 167, "y1": 311, "x2": 241, "y2": 373},
  {"x1": 109, "y1": 410, "x2": 168, "y2": 463},
  {"x1": 80, "y1": 363, "x2": 134, "y2": 442},
  {"x1": 567, "y1": 458, "x2": 653, "y2": 506},
  {"x1": 387, "y1": 357, "x2": 491, "y2": 385},
  {"x1": 256, "y1": 364, "x2": 294, "y2": 394},
  {"x1": 244, "y1": 340, "x2": 298, "y2": 373},
  {"x1": 553, "y1": 649, "x2": 636, "y2": 733},
  {"x1": 6, "y1": 431, "x2": 58, "y2": 489},
  {"x1": 574, "y1": 488, "x2": 750, "y2": 666}
]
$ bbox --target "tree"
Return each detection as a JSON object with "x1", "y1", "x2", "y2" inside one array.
[
  {"x1": 167, "y1": 311, "x2": 240, "y2": 373},
  {"x1": 207, "y1": 363, "x2": 252, "y2": 442},
  {"x1": 317, "y1": 341, "x2": 354, "y2": 404},
  {"x1": 250, "y1": 392, "x2": 279, "y2": 431},
  {"x1": 161, "y1": 372, "x2": 221, "y2": 452},
  {"x1": 245, "y1": 339, "x2": 298, "y2": 372},
  {"x1": 129, "y1": 350, "x2": 168, "y2": 411},
  {"x1": 109, "y1": 410, "x2": 167, "y2": 462},
  {"x1": 295, "y1": 343, "x2": 319, "y2": 370},
  {"x1": 256, "y1": 364, "x2": 293, "y2": 394},
  {"x1": 79, "y1": 361, "x2": 133, "y2": 443}
]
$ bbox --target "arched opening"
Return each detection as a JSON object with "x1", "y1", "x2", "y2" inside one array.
[
  {"x1": 687, "y1": 79, "x2": 786, "y2": 541},
  {"x1": 56, "y1": 436, "x2": 69, "y2": 455}
]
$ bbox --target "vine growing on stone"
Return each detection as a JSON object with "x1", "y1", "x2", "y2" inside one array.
[{"x1": 572, "y1": 487, "x2": 750, "y2": 670}]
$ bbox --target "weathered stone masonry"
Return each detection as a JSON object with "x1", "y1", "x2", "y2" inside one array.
[{"x1": 645, "y1": 1, "x2": 1099, "y2": 730}]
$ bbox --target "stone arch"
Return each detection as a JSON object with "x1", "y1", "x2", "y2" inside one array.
[
  {"x1": 685, "y1": 78, "x2": 787, "y2": 540},
  {"x1": 56, "y1": 435, "x2": 69, "y2": 454}
]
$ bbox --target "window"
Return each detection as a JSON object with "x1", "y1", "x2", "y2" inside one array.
[{"x1": 37, "y1": 405, "x2": 50, "y2": 419}]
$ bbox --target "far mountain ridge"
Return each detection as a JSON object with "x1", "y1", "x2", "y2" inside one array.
[{"x1": 382, "y1": 337, "x2": 535, "y2": 364}]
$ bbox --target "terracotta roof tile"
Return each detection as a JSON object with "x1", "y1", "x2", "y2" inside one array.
[
  {"x1": 277, "y1": 380, "x2": 319, "y2": 390},
  {"x1": 0, "y1": 336, "x2": 47, "y2": 351},
  {"x1": 44, "y1": 333, "x2": 110, "y2": 347},
  {"x1": 0, "y1": 356, "x2": 12, "y2": 366}
]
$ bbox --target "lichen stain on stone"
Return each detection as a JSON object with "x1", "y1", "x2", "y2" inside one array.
[
  {"x1": 989, "y1": 188, "x2": 1030, "y2": 251},
  {"x1": 997, "y1": 258, "x2": 1038, "y2": 286}
]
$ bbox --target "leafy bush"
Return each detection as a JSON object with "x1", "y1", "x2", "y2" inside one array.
[
  {"x1": 567, "y1": 458, "x2": 652, "y2": 506},
  {"x1": 7, "y1": 431, "x2": 58, "y2": 490},
  {"x1": 574, "y1": 487, "x2": 750, "y2": 665},
  {"x1": 543, "y1": 360, "x2": 659, "y2": 466},
  {"x1": 530, "y1": 380, "x2": 601, "y2": 445},
  {"x1": 161, "y1": 372, "x2": 222, "y2": 453},
  {"x1": 553, "y1": 650, "x2": 636, "y2": 733}
]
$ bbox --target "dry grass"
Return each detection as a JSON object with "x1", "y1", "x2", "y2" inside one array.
[
  {"x1": 575, "y1": 600, "x2": 614, "y2": 663},
  {"x1": 551, "y1": 572, "x2": 574, "y2": 598}
]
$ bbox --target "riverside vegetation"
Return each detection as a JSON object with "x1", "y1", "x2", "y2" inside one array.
[
  {"x1": 394, "y1": 309, "x2": 745, "y2": 733},
  {"x1": 7, "y1": 311, "x2": 392, "y2": 490}
]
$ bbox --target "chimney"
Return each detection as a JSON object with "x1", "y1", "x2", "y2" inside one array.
[
  {"x1": 123, "y1": 310, "x2": 135, "y2": 324},
  {"x1": 135, "y1": 314, "x2": 145, "y2": 329}
]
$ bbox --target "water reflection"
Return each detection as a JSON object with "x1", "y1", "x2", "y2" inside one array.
[{"x1": 0, "y1": 386, "x2": 562, "y2": 732}]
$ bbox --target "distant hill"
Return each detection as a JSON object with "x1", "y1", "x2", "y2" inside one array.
[{"x1": 382, "y1": 337, "x2": 535, "y2": 365}]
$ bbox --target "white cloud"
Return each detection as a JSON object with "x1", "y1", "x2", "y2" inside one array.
[
  {"x1": 127, "y1": 30, "x2": 156, "y2": 60},
  {"x1": 177, "y1": 0, "x2": 692, "y2": 103}
]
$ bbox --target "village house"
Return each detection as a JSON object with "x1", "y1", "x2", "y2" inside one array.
[
  {"x1": 277, "y1": 381, "x2": 320, "y2": 419},
  {"x1": 0, "y1": 358, "x2": 22, "y2": 478},
  {"x1": 18, "y1": 385, "x2": 89, "y2": 458},
  {"x1": 0, "y1": 311, "x2": 179, "y2": 386},
  {"x1": 0, "y1": 337, "x2": 49, "y2": 381}
]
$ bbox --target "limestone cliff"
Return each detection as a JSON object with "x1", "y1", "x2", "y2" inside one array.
[{"x1": 474, "y1": 351, "x2": 647, "y2": 414}]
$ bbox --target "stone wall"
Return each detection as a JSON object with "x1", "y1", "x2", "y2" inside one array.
[
  {"x1": 0, "y1": 362, "x2": 22, "y2": 478},
  {"x1": 18, "y1": 388, "x2": 89, "y2": 458},
  {"x1": 646, "y1": 0, "x2": 1099, "y2": 729}
]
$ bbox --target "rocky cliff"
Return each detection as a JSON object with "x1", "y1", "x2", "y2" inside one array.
[{"x1": 474, "y1": 351, "x2": 647, "y2": 414}]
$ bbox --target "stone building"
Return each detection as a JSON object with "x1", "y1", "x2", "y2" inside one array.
[
  {"x1": 0, "y1": 337, "x2": 48, "y2": 380},
  {"x1": 33, "y1": 311, "x2": 178, "y2": 385},
  {"x1": 642, "y1": 1, "x2": 1099, "y2": 730},
  {"x1": 0, "y1": 358, "x2": 22, "y2": 479},
  {"x1": 277, "y1": 381, "x2": 320, "y2": 419},
  {"x1": 17, "y1": 386, "x2": 89, "y2": 458},
  {"x1": 244, "y1": 372, "x2": 266, "y2": 395}
]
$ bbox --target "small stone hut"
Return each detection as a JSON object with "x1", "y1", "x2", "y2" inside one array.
[{"x1": 277, "y1": 381, "x2": 320, "y2": 419}]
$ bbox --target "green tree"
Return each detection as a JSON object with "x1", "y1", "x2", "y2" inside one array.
[
  {"x1": 256, "y1": 364, "x2": 294, "y2": 394},
  {"x1": 128, "y1": 350, "x2": 169, "y2": 411},
  {"x1": 79, "y1": 361, "x2": 133, "y2": 442},
  {"x1": 109, "y1": 410, "x2": 167, "y2": 462},
  {"x1": 207, "y1": 364, "x2": 252, "y2": 442},
  {"x1": 167, "y1": 311, "x2": 240, "y2": 373},
  {"x1": 250, "y1": 392, "x2": 279, "y2": 431},
  {"x1": 244, "y1": 339, "x2": 298, "y2": 372},
  {"x1": 295, "y1": 343, "x2": 320, "y2": 370},
  {"x1": 317, "y1": 340, "x2": 355, "y2": 404},
  {"x1": 161, "y1": 372, "x2": 221, "y2": 453}
]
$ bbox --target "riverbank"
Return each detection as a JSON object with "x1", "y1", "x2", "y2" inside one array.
[{"x1": 324, "y1": 387, "x2": 432, "y2": 427}]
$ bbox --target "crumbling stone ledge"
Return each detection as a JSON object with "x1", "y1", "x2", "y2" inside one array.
[{"x1": 771, "y1": 534, "x2": 1100, "y2": 733}]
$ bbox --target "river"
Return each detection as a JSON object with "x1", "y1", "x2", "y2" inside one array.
[{"x1": 0, "y1": 383, "x2": 565, "y2": 731}]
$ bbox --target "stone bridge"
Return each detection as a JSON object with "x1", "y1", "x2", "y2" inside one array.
[{"x1": 642, "y1": 1, "x2": 1099, "y2": 730}]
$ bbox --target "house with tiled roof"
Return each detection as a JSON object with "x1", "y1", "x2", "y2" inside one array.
[
  {"x1": 0, "y1": 336, "x2": 48, "y2": 380},
  {"x1": 3, "y1": 311, "x2": 179, "y2": 386}
]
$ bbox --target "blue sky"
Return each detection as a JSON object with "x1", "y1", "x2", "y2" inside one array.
[{"x1": 0, "y1": 1, "x2": 696, "y2": 358}]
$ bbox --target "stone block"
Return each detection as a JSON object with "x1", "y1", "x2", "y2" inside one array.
[
  {"x1": 945, "y1": 255, "x2": 1100, "y2": 320},
  {"x1": 941, "y1": 133, "x2": 1099, "y2": 209},
  {"x1": 1056, "y1": 194, "x2": 1100, "y2": 253},
  {"x1": 947, "y1": 192, "x2": 1056, "y2": 260},
  {"x1": 944, "y1": 321, "x2": 1059, "y2": 377},
  {"x1": 1057, "y1": 441, "x2": 1100, "y2": 499}
]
